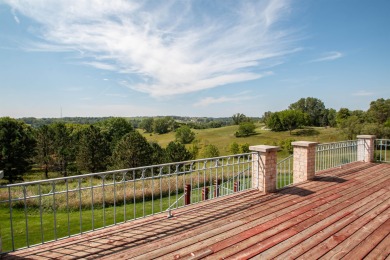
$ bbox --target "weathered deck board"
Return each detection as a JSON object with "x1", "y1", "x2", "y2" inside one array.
[{"x1": 3, "y1": 162, "x2": 390, "y2": 260}]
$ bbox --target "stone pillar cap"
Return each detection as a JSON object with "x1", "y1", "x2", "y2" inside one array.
[
  {"x1": 357, "y1": 135, "x2": 376, "y2": 139},
  {"x1": 249, "y1": 145, "x2": 280, "y2": 153},
  {"x1": 291, "y1": 141, "x2": 319, "y2": 147}
]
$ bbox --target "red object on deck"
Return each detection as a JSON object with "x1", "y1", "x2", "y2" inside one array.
[
  {"x1": 202, "y1": 187, "x2": 209, "y2": 201},
  {"x1": 185, "y1": 184, "x2": 191, "y2": 205}
]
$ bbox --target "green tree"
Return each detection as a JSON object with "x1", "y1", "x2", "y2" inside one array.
[
  {"x1": 35, "y1": 125, "x2": 55, "y2": 179},
  {"x1": 289, "y1": 97, "x2": 325, "y2": 126},
  {"x1": 175, "y1": 125, "x2": 195, "y2": 144},
  {"x1": 111, "y1": 131, "x2": 153, "y2": 169},
  {"x1": 260, "y1": 111, "x2": 272, "y2": 123},
  {"x1": 166, "y1": 116, "x2": 178, "y2": 131},
  {"x1": 278, "y1": 109, "x2": 306, "y2": 135},
  {"x1": 0, "y1": 117, "x2": 36, "y2": 183},
  {"x1": 367, "y1": 98, "x2": 390, "y2": 124},
  {"x1": 202, "y1": 144, "x2": 220, "y2": 158},
  {"x1": 265, "y1": 112, "x2": 284, "y2": 131},
  {"x1": 232, "y1": 113, "x2": 248, "y2": 125},
  {"x1": 165, "y1": 141, "x2": 193, "y2": 162},
  {"x1": 51, "y1": 122, "x2": 74, "y2": 176},
  {"x1": 339, "y1": 115, "x2": 363, "y2": 139},
  {"x1": 188, "y1": 140, "x2": 200, "y2": 159},
  {"x1": 229, "y1": 142, "x2": 240, "y2": 154},
  {"x1": 153, "y1": 117, "x2": 171, "y2": 134},
  {"x1": 336, "y1": 108, "x2": 351, "y2": 126},
  {"x1": 235, "y1": 122, "x2": 256, "y2": 137},
  {"x1": 241, "y1": 143, "x2": 250, "y2": 153},
  {"x1": 98, "y1": 117, "x2": 134, "y2": 150},
  {"x1": 150, "y1": 142, "x2": 167, "y2": 165},
  {"x1": 77, "y1": 125, "x2": 110, "y2": 172},
  {"x1": 139, "y1": 118, "x2": 154, "y2": 133},
  {"x1": 327, "y1": 108, "x2": 337, "y2": 127}
]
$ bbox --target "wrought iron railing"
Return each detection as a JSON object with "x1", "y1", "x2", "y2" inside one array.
[
  {"x1": 375, "y1": 139, "x2": 390, "y2": 162},
  {"x1": 315, "y1": 140, "x2": 358, "y2": 172},
  {"x1": 0, "y1": 153, "x2": 254, "y2": 253},
  {"x1": 276, "y1": 155, "x2": 293, "y2": 189}
]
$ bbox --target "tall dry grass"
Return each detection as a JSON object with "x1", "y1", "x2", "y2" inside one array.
[{"x1": 0, "y1": 172, "x2": 242, "y2": 211}]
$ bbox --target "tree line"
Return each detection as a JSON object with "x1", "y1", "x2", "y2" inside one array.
[
  {"x1": 0, "y1": 117, "x2": 201, "y2": 183},
  {"x1": 262, "y1": 97, "x2": 390, "y2": 138},
  {"x1": 2, "y1": 97, "x2": 389, "y2": 183}
]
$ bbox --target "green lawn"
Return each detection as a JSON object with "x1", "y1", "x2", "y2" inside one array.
[
  {"x1": 140, "y1": 124, "x2": 345, "y2": 157},
  {"x1": 0, "y1": 177, "x2": 253, "y2": 252}
]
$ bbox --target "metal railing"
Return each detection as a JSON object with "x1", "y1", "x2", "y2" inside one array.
[
  {"x1": 0, "y1": 153, "x2": 254, "y2": 253},
  {"x1": 315, "y1": 140, "x2": 358, "y2": 172},
  {"x1": 375, "y1": 139, "x2": 390, "y2": 162},
  {"x1": 276, "y1": 155, "x2": 293, "y2": 189}
]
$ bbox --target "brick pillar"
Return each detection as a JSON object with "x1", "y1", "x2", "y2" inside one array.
[
  {"x1": 250, "y1": 145, "x2": 279, "y2": 193},
  {"x1": 357, "y1": 135, "x2": 376, "y2": 163},
  {"x1": 292, "y1": 141, "x2": 318, "y2": 183}
]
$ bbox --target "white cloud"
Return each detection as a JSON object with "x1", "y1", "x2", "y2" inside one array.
[
  {"x1": 5, "y1": 0, "x2": 298, "y2": 97},
  {"x1": 194, "y1": 94, "x2": 255, "y2": 107},
  {"x1": 82, "y1": 62, "x2": 117, "y2": 71},
  {"x1": 11, "y1": 9, "x2": 20, "y2": 24},
  {"x1": 352, "y1": 90, "x2": 374, "y2": 96},
  {"x1": 309, "y1": 51, "x2": 343, "y2": 63}
]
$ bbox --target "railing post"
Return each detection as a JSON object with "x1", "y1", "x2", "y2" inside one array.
[
  {"x1": 184, "y1": 184, "x2": 191, "y2": 205},
  {"x1": 292, "y1": 141, "x2": 318, "y2": 183},
  {"x1": 357, "y1": 135, "x2": 376, "y2": 163},
  {"x1": 234, "y1": 181, "x2": 240, "y2": 192},
  {"x1": 250, "y1": 145, "x2": 279, "y2": 193},
  {"x1": 202, "y1": 187, "x2": 209, "y2": 201},
  {"x1": 214, "y1": 179, "x2": 221, "y2": 197}
]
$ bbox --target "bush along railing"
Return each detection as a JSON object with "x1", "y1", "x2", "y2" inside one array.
[
  {"x1": 315, "y1": 140, "x2": 358, "y2": 172},
  {"x1": 276, "y1": 155, "x2": 293, "y2": 189},
  {"x1": 375, "y1": 139, "x2": 390, "y2": 162},
  {"x1": 0, "y1": 153, "x2": 254, "y2": 253}
]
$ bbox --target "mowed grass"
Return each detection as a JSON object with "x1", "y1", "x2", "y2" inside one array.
[
  {"x1": 0, "y1": 177, "x2": 252, "y2": 252},
  {"x1": 139, "y1": 124, "x2": 345, "y2": 157},
  {"x1": 0, "y1": 193, "x2": 178, "y2": 252}
]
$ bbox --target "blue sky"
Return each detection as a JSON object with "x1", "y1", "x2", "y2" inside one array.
[{"x1": 0, "y1": 0, "x2": 389, "y2": 118}]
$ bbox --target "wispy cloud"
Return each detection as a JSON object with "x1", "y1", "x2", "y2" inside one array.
[
  {"x1": 5, "y1": 0, "x2": 298, "y2": 97},
  {"x1": 82, "y1": 62, "x2": 117, "y2": 71},
  {"x1": 352, "y1": 90, "x2": 374, "y2": 96},
  {"x1": 193, "y1": 93, "x2": 255, "y2": 107},
  {"x1": 309, "y1": 51, "x2": 343, "y2": 63},
  {"x1": 105, "y1": 93, "x2": 127, "y2": 98},
  {"x1": 11, "y1": 9, "x2": 20, "y2": 24}
]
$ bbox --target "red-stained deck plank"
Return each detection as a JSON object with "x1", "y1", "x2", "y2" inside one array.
[
  {"x1": 343, "y1": 217, "x2": 390, "y2": 259},
  {"x1": 217, "y1": 178, "x2": 390, "y2": 260},
  {"x1": 365, "y1": 232, "x2": 390, "y2": 260}
]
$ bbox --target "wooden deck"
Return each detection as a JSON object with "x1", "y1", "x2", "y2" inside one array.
[{"x1": 3, "y1": 162, "x2": 390, "y2": 259}]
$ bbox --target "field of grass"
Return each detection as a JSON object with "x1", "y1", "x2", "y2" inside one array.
[{"x1": 140, "y1": 124, "x2": 345, "y2": 157}]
